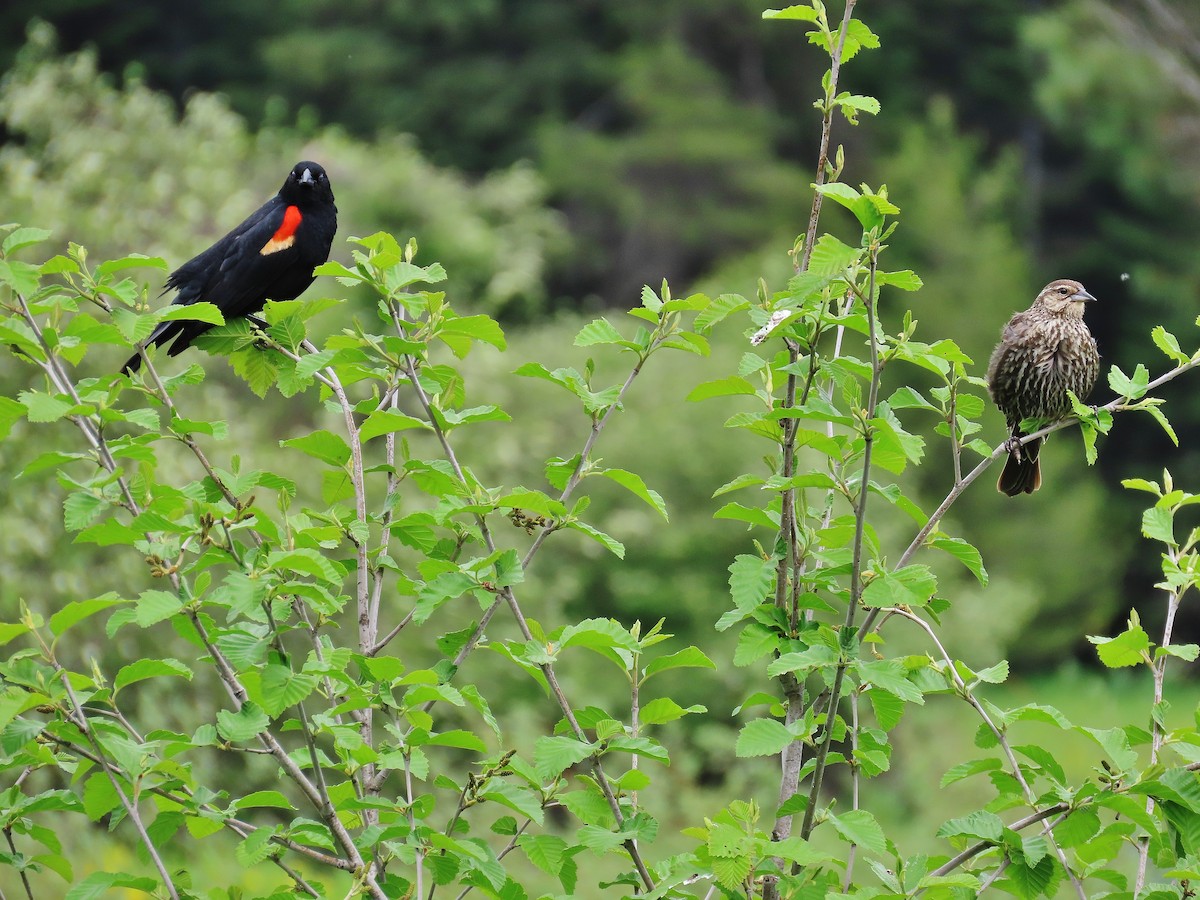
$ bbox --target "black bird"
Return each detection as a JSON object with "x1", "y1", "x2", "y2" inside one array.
[
  {"x1": 986, "y1": 278, "x2": 1100, "y2": 496},
  {"x1": 121, "y1": 161, "x2": 337, "y2": 374}
]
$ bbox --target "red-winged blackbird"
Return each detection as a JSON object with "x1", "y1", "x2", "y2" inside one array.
[
  {"x1": 986, "y1": 279, "x2": 1100, "y2": 496},
  {"x1": 121, "y1": 161, "x2": 337, "y2": 374}
]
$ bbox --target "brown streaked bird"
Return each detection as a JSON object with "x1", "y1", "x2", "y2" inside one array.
[{"x1": 986, "y1": 279, "x2": 1100, "y2": 496}]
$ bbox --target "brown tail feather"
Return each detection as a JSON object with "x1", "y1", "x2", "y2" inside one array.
[{"x1": 998, "y1": 436, "x2": 1042, "y2": 496}]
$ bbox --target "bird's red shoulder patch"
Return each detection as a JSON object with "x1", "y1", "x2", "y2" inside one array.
[{"x1": 260, "y1": 205, "x2": 302, "y2": 256}]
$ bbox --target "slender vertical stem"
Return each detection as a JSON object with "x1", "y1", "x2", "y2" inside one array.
[
  {"x1": 765, "y1": 5, "x2": 858, "y2": 879},
  {"x1": 1136, "y1": 548, "x2": 1184, "y2": 894}
]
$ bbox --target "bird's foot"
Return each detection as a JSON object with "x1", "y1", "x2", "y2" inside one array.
[{"x1": 1003, "y1": 436, "x2": 1024, "y2": 461}]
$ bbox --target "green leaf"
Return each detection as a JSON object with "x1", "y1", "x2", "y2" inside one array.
[
  {"x1": 928, "y1": 536, "x2": 988, "y2": 585},
  {"x1": 0, "y1": 395, "x2": 24, "y2": 440},
  {"x1": 1005, "y1": 854, "x2": 1054, "y2": 899},
  {"x1": 520, "y1": 834, "x2": 568, "y2": 876},
  {"x1": 808, "y1": 234, "x2": 859, "y2": 275},
  {"x1": 936, "y1": 810, "x2": 1004, "y2": 841},
  {"x1": 565, "y1": 520, "x2": 625, "y2": 558},
  {"x1": 232, "y1": 791, "x2": 296, "y2": 812},
  {"x1": 1151, "y1": 325, "x2": 1188, "y2": 363},
  {"x1": 1087, "y1": 622, "x2": 1151, "y2": 668},
  {"x1": 426, "y1": 730, "x2": 488, "y2": 752},
  {"x1": 1142, "y1": 505, "x2": 1175, "y2": 545},
  {"x1": 3, "y1": 226, "x2": 53, "y2": 255},
  {"x1": 478, "y1": 781, "x2": 545, "y2": 824},
  {"x1": 280, "y1": 429, "x2": 351, "y2": 466},
  {"x1": 728, "y1": 554, "x2": 775, "y2": 612},
  {"x1": 733, "y1": 624, "x2": 779, "y2": 667},
  {"x1": 216, "y1": 702, "x2": 270, "y2": 743},
  {"x1": 735, "y1": 718, "x2": 793, "y2": 757},
  {"x1": 763, "y1": 6, "x2": 820, "y2": 22},
  {"x1": 597, "y1": 468, "x2": 668, "y2": 520},
  {"x1": 829, "y1": 809, "x2": 887, "y2": 855},
  {"x1": 1078, "y1": 726, "x2": 1138, "y2": 771},
  {"x1": 258, "y1": 663, "x2": 318, "y2": 717},
  {"x1": 134, "y1": 589, "x2": 183, "y2": 626},
  {"x1": 359, "y1": 409, "x2": 430, "y2": 442},
  {"x1": 50, "y1": 594, "x2": 123, "y2": 637},
  {"x1": 643, "y1": 646, "x2": 716, "y2": 679},
  {"x1": 639, "y1": 698, "x2": 705, "y2": 725},
  {"x1": 159, "y1": 302, "x2": 225, "y2": 326},
  {"x1": 686, "y1": 376, "x2": 758, "y2": 402},
  {"x1": 65, "y1": 873, "x2": 158, "y2": 900},
  {"x1": 267, "y1": 548, "x2": 343, "y2": 584},
  {"x1": 235, "y1": 826, "x2": 278, "y2": 866},
  {"x1": 533, "y1": 735, "x2": 596, "y2": 780},
  {"x1": 940, "y1": 757, "x2": 1003, "y2": 788},
  {"x1": 712, "y1": 855, "x2": 752, "y2": 890},
  {"x1": 440, "y1": 314, "x2": 506, "y2": 351},
  {"x1": 856, "y1": 659, "x2": 923, "y2": 703},
  {"x1": 63, "y1": 492, "x2": 105, "y2": 532},
  {"x1": 113, "y1": 658, "x2": 192, "y2": 694},
  {"x1": 574, "y1": 317, "x2": 628, "y2": 347},
  {"x1": 20, "y1": 390, "x2": 73, "y2": 423},
  {"x1": 861, "y1": 565, "x2": 937, "y2": 608}
]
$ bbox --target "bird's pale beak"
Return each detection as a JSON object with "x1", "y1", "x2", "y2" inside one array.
[
  {"x1": 299, "y1": 167, "x2": 315, "y2": 186},
  {"x1": 1073, "y1": 289, "x2": 1097, "y2": 303}
]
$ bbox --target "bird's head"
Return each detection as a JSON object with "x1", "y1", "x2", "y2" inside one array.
[
  {"x1": 1035, "y1": 279, "x2": 1095, "y2": 318},
  {"x1": 280, "y1": 161, "x2": 335, "y2": 205}
]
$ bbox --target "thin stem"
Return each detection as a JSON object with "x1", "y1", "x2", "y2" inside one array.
[
  {"x1": 858, "y1": 354, "x2": 1200, "y2": 641},
  {"x1": 408, "y1": 753, "x2": 425, "y2": 900},
  {"x1": 889, "y1": 607, "x2": 1085, "y2": 898},
  {"x1": 400, "y1": 354, "x2": 656, "y2": 890},
  {"x1": 799, "y1": 251, "x2": 879, "y2": 843},
  {"x1": 765, "y1": 2, "x2": 857, "y2": 874},
  {"x1": 1136, "y1": 547, "x2": 1185, "y2": 893},
  {"x1": 2, "y1": 824, "x2": 33, "y2": 900}
]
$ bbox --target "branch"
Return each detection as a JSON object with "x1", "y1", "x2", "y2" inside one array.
[{"x1": 858, "y1": 354, "x2": 1200, "y2": 640}]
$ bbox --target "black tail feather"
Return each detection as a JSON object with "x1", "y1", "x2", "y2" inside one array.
[
  {"x1": 998, "y1": 436, "x2": 1042, "y2": 496},
  {"x1": 120, "y1": 319, "x2": 185, "y2": 375}
]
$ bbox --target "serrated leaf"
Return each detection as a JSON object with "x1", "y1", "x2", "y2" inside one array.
[
  {"x1": 216, "y1": 702, "x2": 270, "y2": 743},
  {"x1": 113, "y1": 658, "x2": 192, "y2": 693},
  {"x1": 940, "y1": 757, "x2": 1003, "y2": 787},
  {"x1": 643, "y1": 646, "x2": 716, "y2": 678},
  {"x1": 159, "y1": 302, "x2": 225, "y2": 326},
  {"x1": 928, "y1": 536, "x2": 988, "y2": 585},
  {"x1": 359, "y1": 409, "x2": 430, "y2": 442},
  {"x1": 728, "y1": 554, "x2": 775, "y2": 611},
  {"x1": 50, "y1": 594, "x2": 123, "y2": 637},
  {"x1": 735, "y1": 718, "x2": 793, "y2": 757},
  {"x1": 574, "y1": 317, "x2": 627, "y2": 346},
  {"x1": 597, "y1": 468, "x2": 667, "y2": 520},
  {"x1": 280, "y1": 429, "x2": 351, "y2": 466},
  {"x1": 235, "y1": 826, "x2": 278, "y2": 867},
  {"x1": 1087, "y1": 623, "x2": 1151, "y2": 668},
  {"x1": 258, "y1": 663, "x2": 317, "y2": 717},
  {"x1": 829, "y1": 809, "x2": 886, "y2": 854},
  {"x1": 565, "y1": 520, "x2": 624, "y2": 558},
  {"x1": 3, "y1": 226, "x2": 53, "y2": 255},
  {"x1": 687, "y1": 376, "x2": 758, "y2": 402},
  {"x1": 20, "y1": 390, "x2": 73, "y2": 423},
  {"x1": 534, "y1": 735, "x2": 596, "y2": 781},
  {"x1": 639, "y1": 697, "x2": 705, "y2": 725},
  {"x1": 936, "y1": 810, "x2": 1004, "y2": 841}
]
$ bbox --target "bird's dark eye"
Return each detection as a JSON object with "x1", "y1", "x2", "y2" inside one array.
[{"x1": 1058, "y1": 287, "x2": 1069, "y2": 294}]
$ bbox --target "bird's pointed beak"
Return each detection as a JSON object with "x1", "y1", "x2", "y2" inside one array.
[
  {"x1": 299, "y1": 167, "x2": 315, "y2": 186},
  {"x1": 1073, "y1": 289, "x2": 1097, "y2": 303}
]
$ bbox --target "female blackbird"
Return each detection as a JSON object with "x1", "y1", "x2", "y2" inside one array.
[
  {"x1": 986, "y1": 279, "x2": 1100, "y2": 496},
  {"x1": 121, "y1": 161, "x2": 337, "y2": 373}
]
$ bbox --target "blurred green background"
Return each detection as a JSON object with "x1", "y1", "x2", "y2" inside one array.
[{"x1": 3, "y1": 0, "x2": 1200, "y2": 893}]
